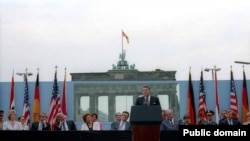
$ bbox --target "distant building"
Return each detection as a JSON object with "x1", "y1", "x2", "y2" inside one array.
[{"x1": 71, "y1": 51, "x2": 179, "y2": 122}]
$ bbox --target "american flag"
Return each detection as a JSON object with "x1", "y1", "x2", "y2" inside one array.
[
  {"x1": 48, "y1": 69, "x2": 61, "y2": 130},
  {"x1": 230, "y1": 69, "x2": 238, "y2": 118},
  {"x1": 198, "y1": 70, "x2": 207, "y2": 122},
  {"x1": 23, "y1": 74, "x2": 30, "y2": 126}
]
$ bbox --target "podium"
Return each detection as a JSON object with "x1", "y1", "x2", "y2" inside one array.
[{"x1": 130, "y1": 105, "x2": 162, "y2": 141}]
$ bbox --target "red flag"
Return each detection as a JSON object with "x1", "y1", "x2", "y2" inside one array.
[
  {"x1": 33, "y1": 72, "x2": 40, "y2": 122},
  {"x1": 61, "y1": 70, "x2": 67, "y2": 115},
  {"x1": 242, "y1": 69, "x2": 249, "y2": 123},
  {"x1": 122, "y1": 30, "x2": 129, "y2": 44},
  {"x1": 198, "y1": 70, "x2": 207, "y2": 124},
  {"x1": 214, "y1": 71, "x2": 220, "y2": 124},
  {"x1": 48, "y1": 69, "x2": 61, "y2": 130},
  {"x1": 187, "y1": 70, "x2": 196, "y2": 124},
  {"x1": 230, "y1": 68, "x2": 238, "y2": 119},
  {"x1": 9, "y1": 73, "x2": 15, "y2": 110}
]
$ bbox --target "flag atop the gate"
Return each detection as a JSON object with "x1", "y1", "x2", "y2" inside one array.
[{"x1": 122, "y1": 30, "x2": 129, "y2": 44}]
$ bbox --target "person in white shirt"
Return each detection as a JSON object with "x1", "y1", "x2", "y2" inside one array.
[
  {"x1": 18, "y1": 116, "x2": 29, "y2": 130},
  {"x1": 3, "y1": 110, "x2": 22, "y2": 130},
  {"x1": 81, "y1": 113, "x2": 100, "y2": 131},
  {"x1": 91, "y1": 113, "x2": 102, "y2": 130}
]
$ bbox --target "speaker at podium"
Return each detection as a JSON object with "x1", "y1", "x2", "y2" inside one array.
[{"x1": 130, "y1": 105, "x2": 162, "y2": 141}]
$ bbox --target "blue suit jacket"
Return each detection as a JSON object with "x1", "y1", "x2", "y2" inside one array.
[
  {"x1": 219, "y1": 119, "x2": 242, "y2": 125},
  {"x1": 110, "y1": 121, "x2": 131, "y2": 131},
  {"x1": 160, "y1": 119, "x2": 182, "y2": 131}
]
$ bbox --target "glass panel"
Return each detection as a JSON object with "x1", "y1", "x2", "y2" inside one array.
[
  {"x1": 80, "y1": 96, "x2": 90, "y2": 113},
  {"x1": 158, "y1": 95, "x2": 169, "y2": 110},
  {"x1": 115, "y1": 96, "x2": 133, "y2": 120},
  {"x1": 98, "y1": 96, "x2": 109, "y2": 122}
]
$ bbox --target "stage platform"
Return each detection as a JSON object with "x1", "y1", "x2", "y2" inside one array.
[{"x1": 0, "y1": 130, "x2": 179, "y2": 141}]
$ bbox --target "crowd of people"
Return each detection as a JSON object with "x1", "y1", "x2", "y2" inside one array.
[
  {"x1": 0, "y1": 85, "x2": 249, "y2": 131},
  {"x1": 0, "y1": 109, "x2": 132, "y2": 131}
]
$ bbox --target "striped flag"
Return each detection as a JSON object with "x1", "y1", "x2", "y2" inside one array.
[
  {"x1": 242, "y1": 69, "x2": 249, "y2": 123},
  {"x1": 23, "y1": 74, "x2": 30, "y2": 126},
  {"x1": 61, "y1": 69, "x2": 67, "y2": 115},
  {"x1": 230, "y1": 68, "x2": 238, "y2": 119},
  {"x1": 122, "y1": 30, "x2": 129, "y2": 44},
  {"x1": 32, "y1": 72, "x2": 40, "y2": 122},
  {"x1": 198, "y1": 70, "x2": 207, "y2": 124},
  {"x1": 214, "y1": 71, "x2": 220, "y2": 124},
  {"x1": 187, "y1": 69, "x2": 196, "y2": 124},
  {"x1": 9, "y1": 72, "x2": 15, "y2": 110},
  {"x1": 48, "y1": 69, "x2": 61, "y2": 130}
]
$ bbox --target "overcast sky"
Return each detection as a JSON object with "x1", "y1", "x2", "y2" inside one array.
[{"x1": 1, "y1": 0, "x2": 250, "y2": 82}]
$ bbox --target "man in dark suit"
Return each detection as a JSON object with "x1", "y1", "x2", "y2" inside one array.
[
  {"x1": 30, "y1": 112, "x2": 51, "y2": 131},
  {"x1": 135, "y1": 85, "x2": 161, "y2": 106},
  {"x1": 111, "y1": 111, "x2": 131, "y2": 131},
  {"x1": 161, "y1": 109, "x2": 182, "y2": 130},
  {"x1": 54, "y1": 113, "x2": 77, "y2": 131},
  {"x1": 219, "y1": 110, "x2": 241, "y2": 125}
]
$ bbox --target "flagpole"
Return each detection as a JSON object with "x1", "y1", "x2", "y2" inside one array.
[
  {"x1": 235, "y1": 61, "x2": 249, "y2": 123},
  {"x1": 121, "y1": 30, "x2": 124, "y2": 55},
  {"x1": 204, "y1": 65, "x2": 221, "y2": 123}
]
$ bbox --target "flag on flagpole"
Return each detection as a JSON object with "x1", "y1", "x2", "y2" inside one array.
[
  {"x1": 198, "y1": 70, "x2": 207, "y2": 124},
  {"x1": 214, "y1": 71, "x2": 220, "y2": 124},
  {"x1": 9, "y1": 72, "x2": 15, "y2": 110},
  {"x1": 61, "y1": 69, "x2": 67, "y2": 115},
  {"x1": 242, "y1": 69, "x2": 249, "y2": 123},
  {"x1": 187, "y1": 69, "x2": 196, "y2": 124},
  {"x1": 230, "y1": 68, "x2": 238, "y2": 119},
  {"x1": 32, "y1": 72, "x2": 40, "y2": 122},
  {"x1": 48, "y1": 69, "x2": 61, "y2": 130},
  {"x1": 23, "y1": 74, "x2": 30, "y2": 126},
  {"x1": 122, "y1": 30, "x2": 129, "y2": 44}
]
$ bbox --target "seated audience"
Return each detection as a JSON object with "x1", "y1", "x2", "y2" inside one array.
[
  {"x1": 219, "y1": 110, "x2": 241, "y2": 125},
  {"x1": 81, "y1": 113, "x2": 101, "y2": 131},
  {"x1": 160, "y1": 109, "x2": 182, "y2": 130},
  {"x1": 18, "y1": 116, "x2": 29, "y2": 130},
  {"x1": 91, "y1": 113, "x2": 102, "y2": 130},
  {"x1": 180, "y1": 114, "x2": 191, "y2": 125},
  {"x1": 3, "y1": 110, "x2": 22, "y2": 130},
  {"x1": 54, "y1": 113, "x2": 77, "y2": 131},
  {"x1": 30, "y1": 112, "x2": 51, "y2": 131},
  {"x1": 111, "y1": 111, "x2": 131, "y2": 131},
  {"x1": 202, "y1": 110, "x2": 217, "y2": 125}
]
